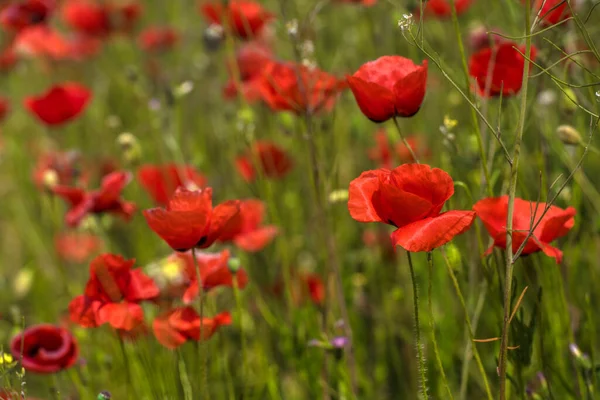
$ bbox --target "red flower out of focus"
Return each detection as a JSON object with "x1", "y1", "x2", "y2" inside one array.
[
  {"x1": 348, "y1": 163, "x2": 475, "y2": 252},
  {"x1": 32, "y1": 150, "x2": 87, "y2": 189},
  {"x1": 273, "y1": 271, "x2": 325, "y2": 306},
  {"x1": 144, "y1": 187, "x2": 240, "y2": 252},
  {"x1": 223, "y1": 43, "x2": 272, "y2": 102},
  {"x1": 473, "y1": 195, "x2": 576, "y2": 263},
  {"x1": 235, "y1": 141, "x2": 293, "y2": 182},
  {"x1": 368, "y1": 129, "x2": 430, "y2": 168},
  {"x1": 25, "y1": 82, "x2": 91, "y2": 126},
  {"x1": 334, "y1": 0, "x2": 377, "y2": 6},
  {"x1": 528, "y1": 0, "x2": 573, "y2": 26},
  {"x1": 10, "y1": 324, "x2": 78, "y2": 373},
  {"x1": 0, "y1": 96, "x2": 9, "y2": 122},
  {"x1": 217, "y1": 199, "x2": 278, "y2": 252},
  {"x1": 62, "y1": 0, "x2": 141, "y2": 38},
  {"x1": 0, "y1": 0, "x2": 54, "y2": 32},
  {"x1": 468, "y1": 41, "x2": 538, "y2": 97},
  {"x1": 55, "y1": 231, "x2": 102, "y2": 263},
  {"x1": 199, "y1": 0, "x2": 274, "y2": 39},
  {"x1": 53, "y1": 171, "x2": 136, "y2": 227},
  {"x1": 420, "y1": 0, "x2": 474, "y2": 17},
  {"x1": 347, "y1": 56, "x2": 428, "y2": 123},
  {"x1": 13, "y1": 25, "x2": 71, "y2": 60},
  {"x1": 69, "y1": 254, "x2": 159, "y2": 330},
  {"x1": 138, "y1": 26, "x2": 179, "y2": 53},
  {"x1": 259, "y1": 60, "x2": 346, "y2": 114},
  {"x1": 0, "y1": 45, "x2": 18, "y2": 71},
  {"x1": 137, "y1": 164, "x2": 207, "y2": 206},
  {"x1": 153, "y1": 307, "x2": 231, "y2": 349}
]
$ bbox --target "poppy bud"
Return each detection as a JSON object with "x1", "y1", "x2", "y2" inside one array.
[
  {"x1": 42, "y1": 169, "x2": 59, "y2": 189},
  {"x1": 556, "y1": 125, "x2": 582, "y2": 146},
  {"x1": 98, "y1": 391, "x2": 112, "y2": 400},
  {"x1": 227, "y1": 257, "x2": 241, "y2": 274},
  {"x1": 203, "y1": 24, "x2": 223, "y2": 51},
  {"x1": 560, "y1": 88, "x2": 578, "y2": 113}
]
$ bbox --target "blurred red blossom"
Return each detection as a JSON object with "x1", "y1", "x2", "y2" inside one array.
[
  {"x1": 347, "y1": 56, "x2": 428, "y2": 122},
  {"x1": 334, "y1": 0, "x2": 377, "y2": 6},
  {"x1": 199, "y1": 0, "x2": 274, "y2": 40},
  {"x1": 468, "y1": 41, "x2": 538, "y2": 97},
  {"x1": 223, "y1": 43, "x2": 272, "y2": 102},
  {"x1": 62, "y1": 0, "x2": 141, "y2": 38},
  {"x1": 235, "y1": 141, "x2": 293, "y2": 182},
  {"x1": 153, "y1": 307, "x2": 231, "y2": 349},
  {"x1": 24, "y1": 82, "x2": 91, "y2": 126},
  {"x1": 0, "y1": 96, "x2": 9, "y2": 122},
  {"x1": 348, "y1": 163, "x2": 475, "y2": 252},
  {"x1": 32, "y1": 150, "x2": 87, "y2": 189},
  {"x1": 69, "y1": 254, "x2": 159, "y2": 331},
  {"x1": 368, "y1": 129, "x2": 430, "y2": 168},
  {"x1": 217, "y1": 199, "x2": 278, "y2": 252},
  {"x1": 13, "y1": 25, "x2": 71, "y2": 59},
  {"x1": 259, "y1": 60, "x2": 346, "y2": 114},
  {"x1": 55, "y1": 231, "x2": 102, "y2": 263},
  {"x1": 138, "y1": 26, "x2": 179, "y2": 53},
  {"x1": 0, "y1": 0, "x2": 54, "y2": 32},
  {"x1": 53, "y1": 170, "x2": 136, "y2": 227},
  {"x1": 420, "y1": 0, "x2": 474, "y2": 17},
  {"x1": 137, "y1": 163, "x2": 207, "y2": 206},
  {"x1": 10, "y1": 324, "x2": 78, "y2": 373},
  {"x1": 66, "y1": 34, "x2": 102, "y2": 60},
  {"x1": 143, "y1": 187, "x2": 240, "y2": 252},
  {"x1": 473, "y1": 196, "x2": 576, "y2": 263},
  {"x1": 527, "y1": 0, "x2": 573, "y2": 26},
  {"x1": 273, "y1": 271, "x2": 325, "y2": 306},
  {"x1": 0, "y1": 44, "x2": 18, "y2": 70}
]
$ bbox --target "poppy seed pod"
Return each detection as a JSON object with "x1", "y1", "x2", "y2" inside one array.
[{"x1": 556, "y1": 125, "x2": 582, "y2": 146}]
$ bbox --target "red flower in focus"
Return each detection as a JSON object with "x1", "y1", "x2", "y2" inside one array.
[
  {"x1": 153, "y1": 307, "x2": 231, "y2": 349},
  {"x1": 0, "y1": 96, "x2": 9, "y2": 122},
  {"x1": 528, "y1": 0, "x2": 572, "y2": 26},
  {"x1": 13, "y1": 25, "x2": 71, "y2": 59},
  {"x1": 137, "y1": 163, "x2": 207, "y2": 206},
  {"x1": 259, "y1": 60, "x2": 346, "y2": 114},
  {"x1": 368, "y1": 129, "x2": 429, "y2": 168},
  {"x1": 143, "y1": 187, "x2": 240, "y2": 252},
  {"x1": 10, "y1": 324, "x2": 78, "y2": 374},
  {"x1": 62, "y1": 0, "x2": 141, "y2": 37},
  {"x1": 273, "y1": 271, "x2": 325, "y2": 306},
  {"x1": 25, "y1": 82, "x2": 91, "y2": 126},
  {"x1": 468, "y1": 41, "x2": 537, "y2": 97},
  {"x1": 473, "y1": 196, "x2": 576, "y2": 263},
  {"x1": 235, "y1": 141, "x2": 293, "y2": 182},
  {"x1": 217, "y1": 199, "x2": 278, "y2": 252},
  {"x1": 348, "y1": 164, "x2": 475, "y2": 252},
  {"x1": 55, "y1": 231, "x2": 102, "y2": 263},
  {"x1": 138, "y1": 26, "x2": 179, "y2": 53},
  {"x1": 53, "y1": 171, "x2": 136, "y2": 227},
  {"x1": 199, "y1": 0, "x2": 274, "y2": 39},
  {"x1": 223, "y1": 43, "x2": 272, "y2": 102},
  {"x1": 347, "y1": 56, "x2": 428, "y2": 122},
  {"x1": 420, "y1": 0, "x2": 474, "y2": 17},
  {"x1": 0, "y1": 0, "x2": 54, "y2": 32},
  {"x1": 69, "y1": 254, "x2": 159, "y2": 330}
]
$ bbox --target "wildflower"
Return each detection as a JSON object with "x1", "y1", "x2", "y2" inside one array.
[
  {"x1": 273, "y1": 271, "x2": 325, "y2": 306},
  {"x1": 32, "y1": 150, "x2": 86, "y2": 189},
  {"x1": 10, "y1": 324, "x2": 79, "y2": 373},
  {"x1": 348, "y1": 164, "x2": 475, "y2": 252},
  {"x1": 199, "y1": 0, "x2": 274, "y2": 40},
  {"x1": 223, "y1": 43, "x2": 272, "y2": 102},
  {"x1": 347, "y1": 56, "x2": 428, "y2": 122},
  {"x1": 61, "y1": 0, "x2": 142, "y2": 38},
  {"x1": 13, "y1": 25, "x2": 71, "y2": 59},
  {"x1": 473, "y1": 196, "x2": 576, "y2": 263},
  {"x1": 137, "y1": 164, "x2": 207, "y2": 206},
  {"x1": 528, "y1": 0, "x2": 573, "y2": 26},
  {"x1": 334, "y1": 0, "x2": 377, "y2": 6},
  {"x1": 419, "y1": 0, "x2": 474, "y2": 18},
  {"x1": 143, "y1": 187, "x2": 240, "y2": 252},
  {"x1": 55, "y1": 231, "x2": 103, "y2": 263},
  {"x1": 153, "y1": 307, "x2": 231, "y2": 349},
  {"x1": 235, "y1": 141, "x2": 293, "y2": 182},
  {"x1": 217, "y1": 199, "x2": 278, "y2": 252},
  {"x1": 0, "y1": 0, "x2": 54, "y2": 33},
  {"x1": 138, "y1": 26, "x2": 179, "y2": 53},
  {"x1": 24, "y1": 82, "x2": 92, "y2": 126}
]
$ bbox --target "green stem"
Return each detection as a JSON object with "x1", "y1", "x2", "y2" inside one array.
[
  {"x1": 233, "y1": 274, "x2": 248, "y2": 399},
  {"x1": 427, "y1": 252, "x2": 453, "y2": 399},
  {"x1": 499, "y1": 2, "x2": 533, "y2": 398},
  {"x1": 392, "y1": 117, "x2": 419, "y2": 164},
  {"x1": 407, "y1": 251, "x2": 428, "y2": 399},
  {"x1": 191, "y1": 247, "x2": 210, "y2": 400}
]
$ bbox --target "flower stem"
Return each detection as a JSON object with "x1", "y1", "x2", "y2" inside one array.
[
  {"x1": 427, "y1": 252, "x2": 453, "y2": 399},
  {"x1": 407, "y1": 251, "x2": 428, "y2": 399},
  {"x1": 498, "y1": 2, "x2": 532, "y2": 398},
  {"x1": 233, "y1": 274, "x2": 248, "y2": 399},
  {"x1": 392, "y1": 116, "x2": 419, "y2": 164},
  {"x1": 191, "y1": 247, "x2": 210, "y2": 400}
]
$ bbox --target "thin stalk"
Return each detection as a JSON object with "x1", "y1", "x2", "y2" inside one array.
[
  {"x1": 392, "y1": 117, "x2": 419, "y2": 163},
  {"x1": 498, "y1": 2, "x2": 533, "y2": 399},
  {"x1": 427, "y1": 252, "x2": 453, "y2": 399},
  {"x1": 407, "y1": 251, "x2": 428, "y2": 399},
  {"x1": 191, "y1": 247, "x2": 210, "y2": 400},
  {"x1": 233, "y1": 274, "x2": 248, "y2": 399}
]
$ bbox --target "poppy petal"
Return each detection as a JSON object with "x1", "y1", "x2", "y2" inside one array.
[
  {"x1": 348, "y1": 169, "x2": 388, "y2": 223},
  {"x1": 202, "y1": 200, "x2": 241, "y2": 247},
  {"x1": 234, "y1": 225, "x2": 278, "y2": 251},
  {"x1": 392, "y1": 60, "x2": 428, "y2": 117},
  {"x1": 125, "y1": 269, "x2": 160, "y2": 302},
  {"x1": 347, "y1": 76, "x2": 396, "y2": 123},
  {"x1": 68, "y1": 296, "x2": 102, "y2": 328},
  {"x1": 539, "y1": 206, "x2": 576, "y2": 243},
  {"x1": 143, "y1": 208, "x2": 208, "y2": 251},
  {"x1": 96, "y1": 302, "x2": 144, "y2": 331}
]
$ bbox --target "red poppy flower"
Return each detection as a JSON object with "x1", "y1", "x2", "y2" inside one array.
[
  {"x1": 199, "y1": 0, "x2": 274, "y2": 39},
  {"x1": 0, "y1": 96, "x2": 9, "y2": 122},
  {"x1": 24, "y1": 82, "x2": 91, "y2": 126},
  {"x1": 69, "y1": 254, "x2": 159, "y2": 330},
  {"x1": 32, "y1": 150, "x2": 87, "y2": 189},
  {"x1": 473, "y1": 196, "x2": 576, "y2": 263},
  {"x1": 66, "y1": 34, "x2": 102, "y2": 60},
  {"x1": 0, "y1": 0, "x2": 54, "y2": 32},
  {"x1": 468, "y1": 25, "x2": 504, "y2": 52},
  {"x1": 138, "y1": 26, "x2": 179, "y2": 53},
  {"x1": 259, "y1": 60, "x2": 346, "y2": 114},
  {"x1": 273, "y1": 271, "x2": 325, "y2": 306},
  {"x1": 420, "y1": 0, "x2": 474, "y2": 17},
  {"x1": 347, "y1": 56, "x2": 428, "y2": 122},
  {"x1": 334, "y1": 0, "x2": 377, "y2": 6},
  {"x1": 235, "y1": 141, "x2": 293, "y2": 182},
  {"x1": 144, "y1": 187, "x2": 240, "y2": 252},
  {"x1": 368, "y1": 129, "x2": 429, "y2": 168},
  {"x1": 153, "y1": 307, "x2": 231, "y2": 349},
  {"x1": 137, "y1": 163, "x2": 207, "y2": 206},
  {"x1": 348, "y1": 163, "x2": 475, "y2": 252},
  {"x1": 10, "y1": 324, "x2": 78, "y2": 374},
  {"x1": 0, "y1": 44, "x2": 18, "y2": 71},
  {"x1": 223, "y1": 43, "x2": 272, "y2": 102},
  {"x1": 55, "y1": 231, "x2": 102, "y2": 263},
  {"x1": 468, "y1": 41, "x2": 538, "y2": 97},
  {"x1": 13, "y1": 25, "x2": 71, "y2": 60},
  {"x1": 527, "y1": 0, "x2": 572, "y2": 26},
  {"x1": 62, "y1": 0, "x2": 141, "y2": 37},
  {"x1": 217, "y1": 199, "x2": 278, "y2": 251},
  {"x1": 53, "y1": 170, "x2": 136, "y2": 227}
]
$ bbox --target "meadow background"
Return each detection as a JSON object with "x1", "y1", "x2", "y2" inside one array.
[{"x1": 0, "y1": 0, "x2": 599, "y2": 399}]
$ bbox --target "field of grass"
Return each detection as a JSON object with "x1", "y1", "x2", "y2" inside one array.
[{"x1": 0, "y1": 0, "x2": 599, "y2": 399}]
